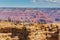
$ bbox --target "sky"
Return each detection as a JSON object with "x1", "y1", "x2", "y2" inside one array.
[{"x1": 0, "y1": 0, "x2": 60, "y2": 8}]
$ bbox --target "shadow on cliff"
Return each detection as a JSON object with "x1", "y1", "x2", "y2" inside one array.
[{"x1": 0, "y1": 27, "x2": 30, "y2": 40}]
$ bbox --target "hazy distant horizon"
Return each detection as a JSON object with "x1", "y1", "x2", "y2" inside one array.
[{"x1": 0, "y1": 8, "x2": 59, "y2": 23}]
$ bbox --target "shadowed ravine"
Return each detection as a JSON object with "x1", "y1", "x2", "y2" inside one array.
[{"x1": 0, "y1": 27, "x2": 30, "y2": 40}]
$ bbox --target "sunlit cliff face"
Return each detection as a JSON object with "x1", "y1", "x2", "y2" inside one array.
[{"x1": 0, "y1": 8, "x2": 60, "y2": 23}]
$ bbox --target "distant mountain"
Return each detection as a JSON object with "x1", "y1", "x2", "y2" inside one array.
[{"x1": 0, "y1": 8, "x2": 60, "y2": 23}]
